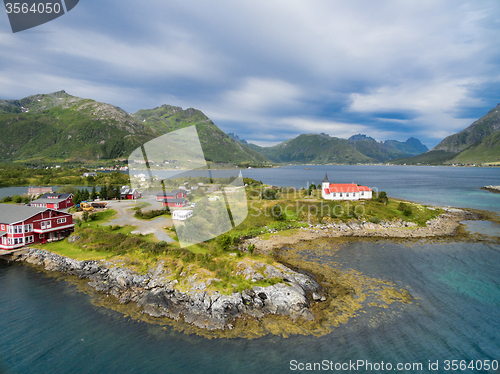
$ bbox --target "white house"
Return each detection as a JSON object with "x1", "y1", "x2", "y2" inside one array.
[{"x1": 321, "y1": 173, "x2": 372, "y2": 201}]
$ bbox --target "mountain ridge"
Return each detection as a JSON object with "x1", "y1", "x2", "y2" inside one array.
[
  {"x1": 232, "y1": 132, "x2": 428, "y2": 163},
  {"x1": 0, "y1": 91, "x2": 269, "y2": 165}
]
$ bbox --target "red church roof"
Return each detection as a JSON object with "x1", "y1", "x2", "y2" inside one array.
[
  {"x1": 325, "y1": 184, "x2": 372, "y2": 193},
  {"x1": 328, "y1": 183, "x2": 360, "y2": 193}
]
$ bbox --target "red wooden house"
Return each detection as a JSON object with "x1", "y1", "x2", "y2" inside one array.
[
  {"x1": 120, "y1": 187, "x2": 142, "y2": 200},
  {"x1": 0, "y1": 204, "x2": 74, "y2": 250},
  {"x1": 162, "y1": 198, "x2": 189, "y2": 208},
  {"x1": 29, "y1": 193, "x2": 74, "y2": 210},
  {"x1": 156, "y1": 190, "x2": 187, "y2": 202}
]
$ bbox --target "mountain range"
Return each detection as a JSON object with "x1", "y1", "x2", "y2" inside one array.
[
  {"x1": 0, "y1": 91, "x2": 267, "y2": 165},
  {"x1": 233, "y1": 133, "x2": 428, "y2": 164},
  {"x1": 392, "y1": 103, "x2": 500, "y2": 165},
  {"x1": 1, "y1": 90, "x2": 497, "y2": 166}
]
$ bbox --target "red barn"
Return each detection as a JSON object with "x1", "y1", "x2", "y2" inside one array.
[
  {"x1": 0, "y1": 204, "x2": 74, "y2": 250},
  {"x1": 162, "y1": 198, "x2": 189, "y2": 208},
  {"x1": 29, "y1": 193, "x2": 74, "y2": 210}
]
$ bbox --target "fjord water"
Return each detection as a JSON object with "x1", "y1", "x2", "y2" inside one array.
[
  {"x1": 0, "y1": 165, "x2": 499, "y2": 373},
  {"x1": 244, "y1": 165, "x2": 500, "y2": 212}
]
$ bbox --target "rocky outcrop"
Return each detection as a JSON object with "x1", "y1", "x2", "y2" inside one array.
[
  {"x1": 247, "y1": 208, "x2": 482, "y2": 255},
  {"x1": 482, "y1": 185, "x2": 500, "y2": 193},
  {"x1": 16, "y1": 249, "x2": 321, "y2": 331}
]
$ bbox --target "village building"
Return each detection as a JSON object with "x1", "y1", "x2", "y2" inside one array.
[
  {"x1": 29, "y1": 193, "x2": 74, "y2": 210},
  {"x1": 120, "y1": 187, "x2": 142, "y2": 200},
  {"x1": 0, "y1": 204, "x2": 74, "y2": 250},
  {"x1": 156, "y1": 190, "x2": 187, "y2": 202},
  {"x1": 28, "y1": 186, "x2": 53, "y2": 197},
  {"x1": 83, "y1": 172, "x2": 98, "y2": 178},
  {"x1": 321, "y1": 173, "x2": 372, "y2": 201},
  {"x1": 162, "y1": 198, "x2": 189, "y2": 208}
]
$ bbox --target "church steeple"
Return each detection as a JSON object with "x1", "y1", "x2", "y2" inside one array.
[{"x1": 322, "y1": 173, "x2": 329, "y2": 183}]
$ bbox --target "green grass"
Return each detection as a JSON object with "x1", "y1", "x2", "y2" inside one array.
[
  {"x1": 81, "y1": 209, "x2": 117, "y2": 227},
  {"x1": 42, "y1": 239, "x2": 112, "y2": 260}
]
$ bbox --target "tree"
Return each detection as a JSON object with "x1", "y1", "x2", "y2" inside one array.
[
  {"x1": 307, "y1": 183, "x2": 317, "y2": 196},
  {"x1": 82, "y1": 189, "x2": 90, "y2": 201},
  {"x1": 82, "y1": 211, "x2": 89, "y2": 222},
  {"x1": 91, "y1": 186, "x2": 97, "y2": 200},
  {"x1": 377, "y1": 191, "x2": 388, "y2": 205},
  {"x1": 100, "y1": 185, "x2": 108, "y2": 200},
  {"x1": 73, "y1": 190, "x2": 82, "y2": 205}
]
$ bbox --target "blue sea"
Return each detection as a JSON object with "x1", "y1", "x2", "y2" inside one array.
[{"x1": 1, "y1": 165, "x2": 499, "y2": 374}]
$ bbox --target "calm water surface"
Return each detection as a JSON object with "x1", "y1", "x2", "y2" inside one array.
[{"x1": 0, "y1": 166, "x2": 499, "y2": 373}]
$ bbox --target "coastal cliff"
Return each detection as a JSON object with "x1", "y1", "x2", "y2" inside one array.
[{"x1": 16, "y1": 248, "x2": 322, "y2": 331}]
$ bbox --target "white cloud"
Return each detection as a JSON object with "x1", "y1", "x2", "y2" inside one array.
[
  {"x1": 349, "y1": 79, "x2": 481, "y2": 114},
  {"x1": 1, "y1": 0, "x2": 500, "y2": 149}
]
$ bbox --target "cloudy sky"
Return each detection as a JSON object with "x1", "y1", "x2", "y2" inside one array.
[{"x1": 1, "y1": 0, "x2": 500, "y2": 148}]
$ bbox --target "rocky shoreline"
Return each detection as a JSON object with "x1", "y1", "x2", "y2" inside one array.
[
  {"x1": 245, "y1": 208, "x2": 481, "y2": 255},
  {"x1": 482, "y1": 185, "x2": 500, "y2": 193},
  {"x1": 16, "y1": 248, "x2": 322, "y2": 331}
]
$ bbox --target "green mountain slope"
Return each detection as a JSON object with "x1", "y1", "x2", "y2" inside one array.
[
  {"x1": 134, "y1": 105, "x2": 268, "y2": 164},
  {"x1": 433, "y1": 103, "x2": 500, "y2": 153},
  {"x1": 448, "y1": 131, "x2": 500, "y2": 164},
  {"x1": 390, "y1": 150, "x2": 457, "y2": 165},
  {"x1": 0, "y1": 92, "x2": 269, "y2": 165},
  {"x1": 0, "y1": 91, "x2": 158, "y2": 163},
  {"x1": 247, "y1": 133, "x2": 376, "y2": 164}
]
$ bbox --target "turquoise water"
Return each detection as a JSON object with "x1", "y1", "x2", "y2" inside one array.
[
  {"x1": 1, "y1": 166, "x2": 500, "y2": 373},
  {"x1": 244, "y1": 165, "x2": 500, "y2": 212},
  {"x1": 1, "y1": 239, "x2": 499, "y2": 373}
]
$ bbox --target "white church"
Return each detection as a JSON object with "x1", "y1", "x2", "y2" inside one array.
[{"x1": 321, "y1": 173, "x2": 373, "y2": 201}]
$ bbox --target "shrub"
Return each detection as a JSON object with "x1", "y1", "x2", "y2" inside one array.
[
  {"x1": 89, "y1": 213, "x2": 98, "y2": 221},
  {"x1": 216, "y1": 234, "x2": 232, "y2": 250},
  {"x1": 271, "y1": 204, "x2": 285, "y2": 221},
  {"x1": 82, "y1": 211, "x2": 89, "y2": 222},
  {"x1": 369, "y1": 216, "x2": 381, "y2": 224},
  {"x1": 248, "y1": 243, "x2": 255, "y2": 254},
  {"x1": 376, "y1": 191, "x2": 388, "y2": 205},
  {"x1": 134, "y1": 208, "x2": 169, "y2": 220},
  {"x1": 403, "y1": 206, "x2": 413, "y2": 216},
  {"x1": 261, "y1": 189, "x2": 278, "y2": 200},
  {"x1": 397, "y1": 202, "x2": 413, "y2": 216}
]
